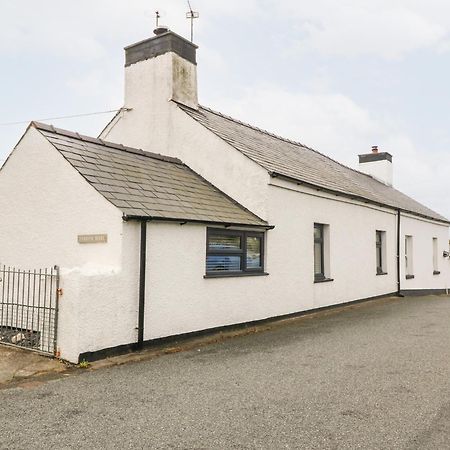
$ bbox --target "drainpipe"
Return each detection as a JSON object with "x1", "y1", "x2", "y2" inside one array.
[
  {"x1": 397, "y1": 209, "x2": 402, "y2": 296},
  {"x1": 137, "y1": 220, "x2": 147, "y2": 348}
]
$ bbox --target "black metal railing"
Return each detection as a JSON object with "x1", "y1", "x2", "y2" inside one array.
[{"x1": 0, "y1": 265, "x2": 60, "y2": 355}]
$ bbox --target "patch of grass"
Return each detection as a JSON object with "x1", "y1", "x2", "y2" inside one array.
[{"x1": 79, "y1": 360, "x2": 90, "y2": 369}]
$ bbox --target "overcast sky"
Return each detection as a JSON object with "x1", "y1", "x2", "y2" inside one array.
[{"x1": 1, "y1": 0, "x2": 449, "y2": 218}]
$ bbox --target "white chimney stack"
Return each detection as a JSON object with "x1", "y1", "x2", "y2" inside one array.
[
  {"x1": 358, "y1": 146, "x2": 393, "y2": 186},
  {"x1": 124, "y1": 29, "x2": 199, "y2": 111},
  {"x1": 101, "y1": 29, "x2": 199, "y2": 149}
]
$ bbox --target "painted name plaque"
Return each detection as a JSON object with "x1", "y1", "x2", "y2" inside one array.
[{"x1": 78, "y1": 234, "x2": 108, "y2": 244}]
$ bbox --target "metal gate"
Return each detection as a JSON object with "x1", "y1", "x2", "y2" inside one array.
[{"x1": 0, "y1": 265, "x2": 60, "y2": 356}]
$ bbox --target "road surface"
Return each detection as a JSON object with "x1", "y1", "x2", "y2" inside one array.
[{"x1": 1, "y1": 295, "x2": 450, "y2": 449}]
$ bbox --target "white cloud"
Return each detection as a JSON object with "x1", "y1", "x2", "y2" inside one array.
[
  {"x1": 266, "y1": 0, "x2": 450, "y2": 59},
  {"x1": 0, "y1": 0, "x2": 192, "y2": 59},
  {"x1": 3, "y1": 1, "x2": 449, "y2": 61},
  {"x1": 300, "y1": 9, "x2": 444, "y2": 59},
  {"x1": 65, "y1": 69, "x2": 122, "y2": 108},
  {"x1": 216, "y1": 84, "x2": 380, "y2": 163}
]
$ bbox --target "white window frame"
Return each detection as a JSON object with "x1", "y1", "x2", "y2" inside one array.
[
  {"x1": 314, "y1": 223, "x2": 332, "y2": 283},
  {"x1": 405, "y1": 235, "x2": 414, "y2": 279},
  {"x1": 376, "y1": 230, "x2": 387, "y2": 275},
  {"x1": 433, "y1": 237, "x2": 440, "y2": 275}
]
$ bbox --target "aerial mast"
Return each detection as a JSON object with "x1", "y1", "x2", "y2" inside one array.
[{"x1": 186, "y1": 1, "x2": 199, "y2": 43}]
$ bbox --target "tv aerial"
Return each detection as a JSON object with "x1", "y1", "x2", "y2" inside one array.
[{"x1": 186, "y1": 1, "x2": 199, "y2": 42}]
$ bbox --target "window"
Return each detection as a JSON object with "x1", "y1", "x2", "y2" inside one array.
[
  {"x1": 405, "y1": 235, "x2": 414, "y2": 279},
  {"x1": 314, "y1": 224, "x2": 324, "y2": 280},
  {"x1": 314, "y1": 223, "x2": 331, "y2": 282},
  {"x1": 206, "y1": 229, "x2": 265, "y2": 276},
  {"x1": 433, "y1": 237, "x2": 440, "y2": 275},
  {"x1": 376, "y1": 231, "x2": 387, "y2": 275}
]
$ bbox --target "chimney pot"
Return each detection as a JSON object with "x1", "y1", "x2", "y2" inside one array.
[
  {"x1": 154, "y1": 26, "x2": 169, "y2": 36},
  {"x1": 372, "y1": 145, "x2": 378, "y2": 154}
]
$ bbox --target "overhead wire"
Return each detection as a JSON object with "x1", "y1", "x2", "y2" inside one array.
[
  {"x1": 0, "y1": 109, "x2": 122, "y2": 127},
  {"x1": 0, "y1": 108, "x2": 126, "y2": 164}
]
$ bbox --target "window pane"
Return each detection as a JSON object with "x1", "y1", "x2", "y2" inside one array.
[
  {"x1": 433, "y1": 238, "x2": 438, "y2": 271},
  {"x1": 208, "y1": 234, "x2": 241, "y2": 251},
  {"x1": 376, "y1": 247, "x2": 382, "y2": 270},
  {"x1": 376, "y1": 231, "x2": 381, "y2": 246},
  {"x1": 314, "y1": 242, "x2": 323, "y2": 275},
  {"x1": 314, "y1": 224, "x2": 322, "y2": 241},
  {"x1": 405, "y1": 235, "x2": 413, "y2": 275},
  {"x1": 246, "y1": 236, "x2": 262, "y2": 269},
  {"x1": 206, "y1": 255, "x2": 241, "y2": 272}
]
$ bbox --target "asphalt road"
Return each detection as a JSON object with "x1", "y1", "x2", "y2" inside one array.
[{"x1": 1, "y1": 295, "x2": 450, "y2": 449}]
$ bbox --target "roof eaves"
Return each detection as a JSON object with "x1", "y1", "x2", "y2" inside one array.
[
  {"x1": 122, "y1": 214, "x2": 274, "y2": 229},
  {"x1": 270, "y1": 171, "x2": 450, "y2": 225}
]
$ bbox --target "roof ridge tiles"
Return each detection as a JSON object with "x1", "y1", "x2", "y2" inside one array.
[
  {"x1": 195, "y1": 104, "x2": 374, "y2": 181},
  {"x1": 78, "y1": 134, "x2": 103, "y2": 145},
  {"x1": 197, "y1": 105, "x2": 311, "y2": 148},
  {"x1": 32, "y1": 121, "x2": 183, "y2": 165}
]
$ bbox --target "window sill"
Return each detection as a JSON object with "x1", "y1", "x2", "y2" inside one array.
[
  {"x1": 376, "y1": 272, "x2": 388, "y2": 276},
  {"x1": 204, "y1": 272, "x2": 269, "y2": 279},
  {"x1": 433, "y1": 270, "x2": 441, "y2": 275},
  {"x1": 314, "y1": 277, "x2": 334, "y2": 284},
  {"x1": 405, "y1": 274, "x2": 415, "y2": 280}
]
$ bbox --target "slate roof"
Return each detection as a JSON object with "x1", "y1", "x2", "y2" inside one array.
[
  {"x1": 32, "y1": 122, "x2": 268, "y2": 227},
  {"x1": 179, "y1": 104, "x2": 449, "y2": 224}
]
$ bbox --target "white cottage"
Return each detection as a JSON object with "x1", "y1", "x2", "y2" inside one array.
[{"x1": 0, "y1": 29, "x2": 449, "y2": 363}]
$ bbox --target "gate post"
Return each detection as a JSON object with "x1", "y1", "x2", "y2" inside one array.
[{"x1": 53, "y1": 265, "x2": 61, "y2": 357}]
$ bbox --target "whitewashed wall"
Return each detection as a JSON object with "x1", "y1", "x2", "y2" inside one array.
[
  {"x1": 0, "y1": 128, "x2": 123, "y2": 269},
  {"x1": 400, "y1": 213, "x2": 450, "y2": 292},
  {"x1": 267, "y1": 180, "x2": 399, "y2": 309},
  {"x1": 98, "y1": 48, "x2": 450, "y2": 353},
  {"x1": 143, "y1": 222, "x2": 271, "y2": 339},
  {"x1": 0, "y1": 128, "x2": 130, "y2": 362},
  {"x1": 142, "y1": 209, "x2": 394, "y2": 341},
  {"x1": 136, "y1": 183, "x2": 449, "y2": 346}
]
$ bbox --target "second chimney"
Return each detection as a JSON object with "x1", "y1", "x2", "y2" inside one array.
[{"x1": 358, "y1": 147, "x2": 393, "y2": 186}]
